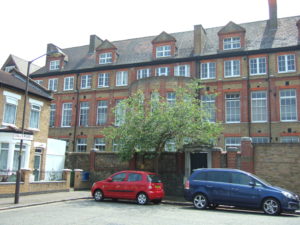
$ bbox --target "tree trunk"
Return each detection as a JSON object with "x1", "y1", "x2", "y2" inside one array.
[{"x1": 153, "y1": 152, "x2": 161, "y2": 174}]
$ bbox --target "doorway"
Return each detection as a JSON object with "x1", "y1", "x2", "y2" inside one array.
[{"x1": 190, "y1": 152, "x2": 207, "y2": 173}]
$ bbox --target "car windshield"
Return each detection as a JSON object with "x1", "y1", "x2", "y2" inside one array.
[
  {"x1": 251, "y1": 174, "x2": 272, "y2": 186},
  {"x1": 147, "y1": 174, "x2": 161, "y2": 183}
]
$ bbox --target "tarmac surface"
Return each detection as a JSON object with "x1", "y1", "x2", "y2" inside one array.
[{"x1": 0, "y1": 190, "x2": 190, "y2": 211}]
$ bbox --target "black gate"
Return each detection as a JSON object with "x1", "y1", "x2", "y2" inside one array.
[{"x1": 190, "y1": 152, "x2": 207, "y2": 173}]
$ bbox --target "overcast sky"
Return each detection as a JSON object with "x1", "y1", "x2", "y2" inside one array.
[{"x1": 1, "y1": 0, "x2": 299, "y2": 67}]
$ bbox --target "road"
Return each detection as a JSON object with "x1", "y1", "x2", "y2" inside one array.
[{"x1": 0, "y1": 199, "x2": 299, "y2": 225}]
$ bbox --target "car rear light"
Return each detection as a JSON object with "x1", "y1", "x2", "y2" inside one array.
[{"x1": 185, "y1": 180, "x2": 190, "y2": 190}]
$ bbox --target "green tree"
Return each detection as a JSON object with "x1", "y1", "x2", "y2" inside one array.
[{"x1": 103, "y1": 79, "x2": 222, "y2": 173}]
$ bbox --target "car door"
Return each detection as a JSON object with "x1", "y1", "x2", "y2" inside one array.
[
  {"x1": 125, "y1": 172, "x2": 144, "y2": 199},
  {"x1": 104, "y1": 172, "x2": 127, "y2": 198},
  {"x1": 229, "y1": 172, "x2": 261, "y2": 207}
]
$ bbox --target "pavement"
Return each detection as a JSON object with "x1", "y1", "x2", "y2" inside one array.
[{"x1": 0, "y1": 190, "x2": 190, "y2": 211}]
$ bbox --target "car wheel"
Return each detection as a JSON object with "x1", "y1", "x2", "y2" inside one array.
[
  {"x1": 262, "y1": 198, "x2": 281, "y2": 215},
  {"x1": 94, "y1": 189, "x2": 104, "y2": 202},
  {"x1": 136, "y1": 193, "x2": 148, "y2": 205},
  {"x1": 152, "y1": 199, "x2": 162, "y2": 204},
  {"x1": 193, "y1": 193, "x2": 208, "y2": 209},
  {"x1": 208, "y1": 203, "x2": 218, "y2": 209}
]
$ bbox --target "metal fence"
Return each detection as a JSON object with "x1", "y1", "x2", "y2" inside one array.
[{"x1": 0, "y1": 170, "x2": 18, "y2": 182}]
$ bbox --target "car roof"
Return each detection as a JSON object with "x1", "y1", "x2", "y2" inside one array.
[
  {"x1": 117, "y1": 170, "x2": 156, "y2": 175},
  {"x1": 193, "y1": 168, "x2": 249, "y2": 174}
]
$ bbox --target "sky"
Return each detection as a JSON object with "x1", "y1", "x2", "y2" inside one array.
[{"x1": 1, "y1": 0, "x2": 299, "y2": 67}]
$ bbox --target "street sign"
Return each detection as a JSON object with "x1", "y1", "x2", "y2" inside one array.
[{"x1": 13, "y1": 134, "x2": 33, "y2": 141}]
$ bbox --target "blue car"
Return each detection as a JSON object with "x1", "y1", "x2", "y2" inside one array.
[{"x1": 184, "y1": 168, "x2": 299, "y2": 215}]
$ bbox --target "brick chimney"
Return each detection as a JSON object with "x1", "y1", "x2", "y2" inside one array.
[
  {"x1": 194, "y1": 24, "x2": 206, "y2": 55},
  {"x1": 268, "y1": 0, "x2": 277, "y2": 29},
  {"x1": 297, "y1": 20, "x2": 300, "y2": 45},
  {"x1": 89, "y1": 35, "x2": 103, "y2": 53}
]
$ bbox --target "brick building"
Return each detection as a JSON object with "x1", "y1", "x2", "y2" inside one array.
[{"x1": 29, "y1": 0, "x2": 300, "y2": 171}]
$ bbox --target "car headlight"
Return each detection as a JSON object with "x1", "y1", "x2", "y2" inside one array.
[{"x1": 282, "y1": 191, "x2": 297, "y2": 200}]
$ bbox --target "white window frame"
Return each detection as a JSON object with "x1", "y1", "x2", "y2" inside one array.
[
  {"x1": 116, "y1": 71, "x2": 128, "y2": 86},
  {"x1": 137, "y1": 69, "x2": 151, "y2": 79},
  {"x1": 252, "y1": 137, "x2": 270, "y2": 144},
  {"x1": 64, "y1": 76, "x2": 74, "y2": 91},
  {"x1": 278, "y1": 54, "x2": 296, "y2": 73},
  {"x1": 201, "y1": 62, "x2": 216, "y2": 79},
  {"x1": 99, "y1": 52, "x2": 112, "y2": 64},
  {"x1": 49, "y1": 60, "x2": 60, "y2": 70},
  {"x1": 225, "y1": 137, "x2": 241, "y2": 151},
  {"x1": 201, "y1": 95, "x2": 216, "y2": 122},
  {"x1": 94, "y1": 138, "x2": 105, "y2": 151},
  {"x1": 28, "y1": 98, "x2": 43, "y2": 130},
  {"x1": 156, "y1": 45, "x2": 171, "y2": 58},
  {"x1": 79, "y1": 102, "x2": 89, "y2": 127},
  {"x1": 76, "y1": 138, "x2": 87, "y2": 152},
  {"x1": 225, "y1": 93, "x2": 240, "y2": 123},
  {"x1": 49, "y1": 104, "x2": 56, "y2": 127},
  {"x1": 2, "y1": 91, "x2": 21, "y2": 126},
  {"x1": 224, "y1": 60, "x2": 240, "y2": 77},
  {"x1": 97, "y1": 100, "x2": 108, "y2": 125},
  {"x1": 0, "y1": 143, "x2": 9, "y2": 170},
  {"x1": 166, "y1": 92, "x2": 176, "y2": 105},
  {"x1": 174, "y1": 65, "x2": 190, "y2": 77},
  {"x1": 80, "y1": 75, "x2": 92, "y2": 89},
  {"x1": 164, "y1": 139, "x2": 176, "y2": 152},
  {"x1": 251, "y1": 91, "x2": 267, "y2": 122},
  {"x1": 35, "y1": 80, "x2": 43, "y2": 85},
  {"x1": 115, "y1": 100, "x2": 125, "y2": 126},
  {"x1": 48, "y1": 78, "x2": 58, "y2": 91},
  {"x1": 5, "y1": 66, "x2": 15, "y2": 72},
  {"x1": 98, "y1": 73, "x2": 109, "y2": 88},
  {"x1": 156, "y1": 67, "x2": 170, "y2": 76},
  {"x1": 280, "y1": 136, "x2": 300, "y2": 143},
  {"x1": 223, "y1": 37, "x2": 241, "y2": 50},
  {"x1": 280, "y1": 89, "x2": 297, "y2": 121},
  {"x1": 61, "y1": 103, "x2": 72, "y2": 127},
  {"x1": 249, "y1": 57, "x2": 267, "y2": 75}
]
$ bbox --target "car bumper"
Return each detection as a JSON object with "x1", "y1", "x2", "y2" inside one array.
[
  {"x1": 282, "y1": 200, "x2": 300, "y2": 212},
  {"x1": 148, "y1": 191, "x2": 165, "y2": 200}
]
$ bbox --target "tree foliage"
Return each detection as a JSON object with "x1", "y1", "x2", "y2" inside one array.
[{"x1": 103, "y1": 79, "x2": 222, "y2": 163}]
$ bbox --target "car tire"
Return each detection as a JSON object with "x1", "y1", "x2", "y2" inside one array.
[
  {"x1": 262, "y1": 198, "x2": 281, "y2": 215},
  {"x1": 152, "y1": 199, "x2": 162, "y2": 204},
  {"x1": 193, "y1": 193, "x2": 208, "y2": 209},
  {"x1": 94, "y1": 189, "x2": 104, "y2": 202},
  {"x1": 136, "y1": 193, "x2": 148, "y2": 205}
]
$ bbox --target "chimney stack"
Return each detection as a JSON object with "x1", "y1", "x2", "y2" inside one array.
[
  {"x1": 268, "y1": 0, "x2": 277, "y2": 29},
  {"x1": 194, "y1": 24, "x2": 206, "y2": 55},
  {"x1": 89, "y1": 35, "x2": 103, "y2": 53}
]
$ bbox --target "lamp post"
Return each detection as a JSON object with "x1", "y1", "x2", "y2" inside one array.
[{"x1": 14, "y1": 52, "x2": 56, "y2": 204}]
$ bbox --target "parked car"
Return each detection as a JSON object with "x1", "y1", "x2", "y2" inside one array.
[
  {"x1": 184, "y1": 168, "x2": 300, "y2": 215},
  {"x1": 91, "y1": 170, "x2": 165, "y2": 205}
]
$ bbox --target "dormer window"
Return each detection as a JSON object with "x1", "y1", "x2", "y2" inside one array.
[
  {"x1": 156, "y1": 45, "x2": 171, "y2": 58},
  {"x1": 4, "y1": 66, "x2": 15, "y2": 73},
  {"x1": 223, "y1": 37, "x2": 241, "y2": 50},
  {"x1": 99, "y1": 52, "x2": 112, "y2": 64},
  {"x1": 49, "y1": 60, "x2": 60, "y2": 70}
]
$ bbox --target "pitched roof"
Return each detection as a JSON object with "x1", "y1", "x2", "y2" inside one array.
[
  {"x1": 0, "y1": 69, "x2": 52, "y2": 100},
  {"x1": 152, "y1": 31, "x2": 177, "y2": 43},
  {"x1": 32, "y1": 16, "x2": 300, "y2": 75},
  {"x1": 218, "y1": 21, "x2": 246, "y2": 34},
  {"x1": 96, "y1": 40, "x2": 117, "y2": 50},
  {"x1": 1, "y1": 55, "x2": 41, "y2": 75}
]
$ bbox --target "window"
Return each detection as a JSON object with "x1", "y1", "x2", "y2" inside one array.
[
  {"x1": 97, "y1": 100, "x2": 108, "y2": 125},
  {"x1": 206, "y1": 171, "x2": 230, "y2": 183},
  {"x1": 137, "y1": 69, "x2": 151, "y2": 79},
  {"x1": 29, "y1": 104, "x2": 41, "y2": 129},
  {"x1": 49, "y1": 60, "x2": 60, "y2": 70},
  {"x1": 280, "y1": 136, "x2": 300, "y2": 143},
  {"x1": 231, "y1": 173, "x2": 252, "y2": 185},
  {"x1": 0, "y1": 143, "x2": 9, "y2": 170},
  {"x1": 112, "y1": 172, "x2": 126, "y2": 182},
  {"x1": 49, "y1": 104, "x2": 56, "y2": 127},
  {"x1": 64, "y1": 77, "x2": 74, "y2": 91},
  {"x1": 225, "y1": 137, "x2": 241, "y2": 151},
  {"x1": 112, "y1": 140, "x2": 119, "y2": 152},
  {"x1": 164, "y1": 139, "x2": 176, "y2": 152},
  {"x1": 201, "y1": 62, "x2": 216, "y2": 79},
  {"x1": 201, "y1": 95, "x2": 216, "y2": 122},
  {"x1": 13, "y1": 144, "x2": 26, "y2": 171},
  {"x1": 61, "y1": 103, "x2": 72, "y2": 127},
  {"x1": 225, "y1": 93, "x2": 240, "y2": 123},
  {"x1": 115, "y1": 100, "x2": 125, "y2": 126},
  {"x1": 81, "y1": 75, "x2": 92, "y2": 89},
  {"x1": 48, "y1": 78, "x2": 58, "y2": 91},
  {"x1": 156, "y1": 67, "x2": 170, "y2": 76},
  {"x1": 2, "y1": 91, "x2": 21, "y2": 126},
  {"x1": 94, "y1": 138, "x2": 105, "y2": 151},
  {"x1": 224, "y1": 60, "x2": 240, "y2": 77},
  {"x1": 278, "y1": 54, "x2": 296, "y2": 73},
  {"x1": 76, "y1": 138, "x2": 87, "y2": 152},
  {"x1": 156, "y1": 45, "x2": 171, "y2": 58},
  {"x1": 174, "y1": 65, "x2": 190, "y2": 77},
  {"x1": 252, "y1": 137, "x2": 269, "y2": 144},
  {"x1": 98, "y1": 73, "x2": 109, "y2": 87},
  {"x1": 166, "y1": 92, "x2": 176, "y2": 105},
  {"x1": 5, "y1": 66, "x2": 15, "y2": 72},
  {"x1": 116, "y1": 71, "x2": 128, "y2": 86},
  {"x1": 79, "y1": 102, "x2": 89, "y2": 126},
  {"x1": 128, "y1": 173, "x2": 142, "y2": 182},
  {"x1": 280, "y1": 89, "x2": 297, "y2": 121},
  {"x1": 251, "y1": 91, "x2": 267, "y2": 122},
  {"x1": 250, "y1": 57, "x2": 267, "y2": 75},
  {"x1": 35, "y1": 80, "x2": 44, "y2": 85},
  {"x1": 223, "y1": 37, "x2": 241, "y2": 50},
  {"x1": 99, "y1": 52, "x2": 112, "y2": 64}
]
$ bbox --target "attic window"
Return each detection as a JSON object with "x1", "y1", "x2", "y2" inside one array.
[
  {"x1": 156, "y1": 45, "x2": 171, "y2": 58},
  {"x1": 49, "y1": 60, "x2": 60, "y2": 70},
  {"x1": 99, "y1": 52, "x2": 112, "y2": 64},
  {"x1": 4, "y1": 66, "x2": 15, "y2": 73},
  {"x1": 223, "y1": 37, "x2": 241, "y2": 50}
]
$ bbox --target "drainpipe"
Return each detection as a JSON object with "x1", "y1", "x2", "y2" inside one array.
[
  {"x1": 267, "y1": 56, "x2": 272, "y2": 142},
  {"x1": 245, "y1": 55, "x2": 251, "y2": 137},
  {"x1": 73, "y1": 73, "x2": 80, "y2": 152}
]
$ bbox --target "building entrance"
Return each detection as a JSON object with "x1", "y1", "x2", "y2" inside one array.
[{"x1": 190, "y1": 152, "x2": 207, "y2": 173}]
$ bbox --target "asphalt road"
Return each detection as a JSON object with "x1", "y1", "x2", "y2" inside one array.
[{"x1": 0, "y1": 199, "x2": 299, "y2": 225}]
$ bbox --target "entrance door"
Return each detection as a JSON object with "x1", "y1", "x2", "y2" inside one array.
[
  {"x1": 33, "y1": 155, "x2": 41, "y2": 181},
  {"x1": 190, "y1": 152, "x2": 207, "y2": 173}
]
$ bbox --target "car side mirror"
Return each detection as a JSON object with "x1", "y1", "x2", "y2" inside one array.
[
  {"x1": 107, "y1": 177, "x2": 113, "y2": 182},
  {"x1": 249, "y1": 181, "x2": 255, "y2": 187}
]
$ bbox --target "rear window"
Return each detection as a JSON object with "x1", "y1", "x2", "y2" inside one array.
[
  {"x1": 193, "y1": 171, "x2": 206, "y2": 181},
  {"x1": 147, "y1": 174, "x2": 161, "y2": 183}
]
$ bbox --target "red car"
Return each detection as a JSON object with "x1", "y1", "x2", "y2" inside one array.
[{"x1": 91, "y1": 170, "x2": 165, "y2": 205}]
